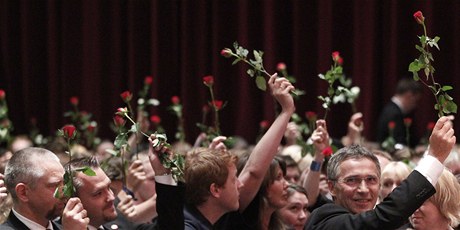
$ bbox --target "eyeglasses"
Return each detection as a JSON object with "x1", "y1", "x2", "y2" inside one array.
[{"x1": 334, "y1": 176, "x2": 379, "y2": 187}]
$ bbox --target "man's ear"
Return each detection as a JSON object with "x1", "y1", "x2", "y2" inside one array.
[
  {"x1": 328, "y1": 180, "x2": 336, "y2": 197},
  {"x1": 15, "y1": 183, "x2": 29, "y2": 202},
  {"x1": 209, "y1": 183, "x2": 221, "y2": 198}
]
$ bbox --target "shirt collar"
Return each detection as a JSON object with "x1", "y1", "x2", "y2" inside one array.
[{"x1": 12, "y1": 208, "x2": 54, "y2": 230}]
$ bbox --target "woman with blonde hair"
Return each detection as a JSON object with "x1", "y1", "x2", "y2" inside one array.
[
  {"x1": 379, "y1": 161, "x2": 412, "y2": 200},
  {"x1": 408, "y1": 169, "x2": 460, "y2": 230}
]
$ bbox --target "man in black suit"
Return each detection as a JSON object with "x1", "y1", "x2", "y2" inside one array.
[
  {"x1": 306, "y1": 116, "x2": 455, "y2": 230},
  {"x1": 377, "y1": 78, "x2": 422, "y2": 148},
  {"x1": 1, "y1": 147, "x2": 89, "y2": 230}
]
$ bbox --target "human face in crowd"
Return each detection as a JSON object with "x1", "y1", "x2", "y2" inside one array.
[
  {"x1": 410, "y1": 200, "x2": 449, "y2": 230},
  {"x1": 27, "y1": 159, "x2": 66, "y2": 222},
  {"x1": 380, "y1": 171, "x2": 404, "y2": 199},
  {"x1": 279, "y1": 191, "x2": 309, "y2": 230},
  {"x1": 266, "y1": 165, "x2": 289, "y2": 209},
  {"x1": 77, "y1": 167, "x2": 117, "y2": 227},
  {"x1": 329, "y1": 158, "x2": 380, "y2": 214},
  {"x1": 285, "y1": 166, "x2": 300, "y2": 184},
  {"x1": 219, "y1": 164, "x2": 243, "y2": 211}
]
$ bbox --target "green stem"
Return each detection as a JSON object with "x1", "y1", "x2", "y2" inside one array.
[{"x1": 208, "y1": 86, "x2": 220, "y2": 134}]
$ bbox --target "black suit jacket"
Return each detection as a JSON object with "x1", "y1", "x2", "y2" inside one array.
[
  {"x1": 305, "y1": 171, "x2": 435, "y2": 230},
  {"x1": 0, "y1": 211, "x2": 62, "y2": 230},
  {"x1": 377, "y1": 101, "x2": 418, "y2": 147}
]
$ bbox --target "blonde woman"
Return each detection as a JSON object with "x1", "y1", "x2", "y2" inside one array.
[
  {"x1": 408, "y1": 169, "x2": 460, "y2": 230},
  {"x1": 379, "y1": 161, "x2": 412, "y2": 200}
]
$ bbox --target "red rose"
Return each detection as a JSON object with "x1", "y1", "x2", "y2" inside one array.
[
  {"x1": 220, "y1": 48, "x2": 232, "y2": 58},
  {"x1": 0, "y1": 89, "x2": 5, "y2": 100},
  {"x1": 212, "y1": 100, "x2": 223, "y2": 110},
  {"x1": 426, "y1": 121, "x2": 436, "y2": 130},
  {"x1": 144, "y1": 76, "x2": 153, "y2": 85},
  {"x1": 150, "y1": 115, "x2": 161, "y2": 124},
  {"x1": 0, "y1": 119, "x2": 10, "y2": 128},
  {"x1": 120, "y1": 91, "x2": 133, "y2": 102},
  {"x1": 413, "y1": 11, "x2": 425, "y2": 25},
  {"x1": 332, "y1": 51, "x2": 340, "y2": 62},
  {"x1": 322, "y1": 146, "x2": 333, "y2": 157},
  {"x1": 259, "y1": 120, "x2": 269, "y2": 129},
  {"x1": 113, "y1": 115, "x2": 126, "y2": 127},
  {"x1": 305, "y1": 111, "x2": 317, "y2": 121},
  {"x1": 87, "y1": 123, "x2": 96, "y2": 133},
  {"x1": 203, "y1": 75, "x2": 214, "y2": 86},
  {"x1": 337, "y1": 57, "x2": 344, "y2": 65},
  {"x1": 62, "y1": 125, "x2": 76, "y2": 139},
  {"x1": 276, "y1": 62, "x2": 286, "y2": 72},
  {"x1": 404, "y1": 118, "x2": 412, "y2": 126},
  {"x1": 171, "y1": 96, "x2": 180, "y2": 105},
  {"x1": 388, "y1": 121, "x2": 396, "y2": 130},
  {"x1": 70, "y1": 96, "x2": 79, "y2": 106},
  {"x1": 30, "y1": 117, "x2": 37, "y2": 126}
]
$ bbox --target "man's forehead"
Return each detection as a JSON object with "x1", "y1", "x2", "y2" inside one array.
[{"x1": 339, "y1": 158, "x2": 379, "y2": 175}]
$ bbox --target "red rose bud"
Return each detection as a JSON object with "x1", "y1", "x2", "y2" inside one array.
[
  {"x1": 212, "y1": 100, "x2": 223, "y2": 110},
  {"x1": 305, "y1": 111, "x2": 317, "y2": 121},
  {"x1": 388, "y1": 121, "x2": 396, "y2": 130},
  {"x1": 426, "y1": 122, "x2": 436, "y2": 130},
  {"x1": 276, "y1": 62, "x2": 287, "y2": 72},
  {"x1": 404, "y1": 118, "x2": 412, "y2": 126},
  {"x1": 220, "y1": 48, "x2": 232, "y2": 58},
  {"x1": 113, "y1": 115, "x2": 126, "y2": 127},
  {"x1": 332, "y1": 51, "x2": 340, "y2": 62},
  {"x1": 322, "y1": 146, "x2": 333, "y2": 157},
  {"x1": 150, "y1": 115, "x2": 161, "y2": 124},
  {"x1": 120, "y1": 91, "x2": 133, "y2": 102},
  {"x1": 70, "y1": 96, "x2": 79, "y2": 106},
  {"x1": 259, "y1": 120, "x2": 269, "y2": 129},
  {"x1": 203, "y1": 75, "x2": 214, "y2": 86},
  {"x1": 62, "y1": 125, "x2": 77, "y2": 139},
  {"x1": 171, "y1": 96, "x2": 180, "y2": 105},
  {"x1": 0, "y1": 89, "x2": 5, "y2": 100},
  {"x1": 0, "y1": 119, "x2": 10, "y2": 128},
  {"x1": 413, "y1": 11, "x2": 425, "y2": 25},
  {"x1": 87, "y1": 123, "x2": 96, "y2": 133},
  {"x1": 144, "y1": 76, "x2": 153, "y2": 85},
  {"x1": 337, "y1": 57, "x2": 344, "y2": 65}
]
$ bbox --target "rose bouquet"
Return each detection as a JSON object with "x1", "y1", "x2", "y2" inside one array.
[{"x1": 408, "y1": 11, "x2": 457, "y2": 117}]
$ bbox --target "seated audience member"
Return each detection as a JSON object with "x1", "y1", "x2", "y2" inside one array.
[
  {"x1": 305, "y1": 116, "x2": 455, "y2": 230},
  {"x1": 9, "y1": 135, "x2": 33, "y2": 154},
  {"x1": 340, "y1": 112, "x2": 364, "y2": 147},
  {"x1": 371, "y1": 149, "x2": 393, "y2": 172},
  {"x1": 281, "y1": 155, "x2": 301, "y2": 184},
  {"x1": 444, "y1": 149, "x2": 460, "y2": 177},
  {"x1": 95, "y1": 140, "x2": 115, "y2": 162},
  {"x1": 379, "y1": 161, "x2": 412, "y2": 201},
  {"x1": 184, "y1": 74, "x2": 295, "y2": 229},
  {"x1": 1, "y1": 147, "x2": 88, "y2": 229},
  {"x1": 407, "y1": 169, "x2": 460, "y2": 230},
  {"x1": 279, "y1": 184, "x2": 310, "y2": 230},
  {"x1": 67, "y1": 134, "x2": 185, "y2": 230},
  {"x1": 0, "y1": 147, "x2": 12, "y2": 174}
]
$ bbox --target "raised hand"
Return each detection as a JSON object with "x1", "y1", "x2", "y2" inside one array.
[
  {"x1": 428, "y1": 116, "x2": 456, "y2": 163},
  {"x1": 61, "y1": 197, "x2": 89, "y2": 230}
]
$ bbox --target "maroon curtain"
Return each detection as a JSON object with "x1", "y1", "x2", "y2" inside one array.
[{"x1": 1, "y1": 0, "x2": 459, "y2": 146}]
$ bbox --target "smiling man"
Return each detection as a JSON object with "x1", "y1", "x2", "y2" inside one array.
[{"x1": 306, "y1": 116, "x2": 455, "y2": 230}]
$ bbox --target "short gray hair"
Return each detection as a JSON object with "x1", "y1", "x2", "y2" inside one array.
[
  {"x1": 327, "y1": 145, "x2": 381, "y2": 181},
  {"x1": 4, "y1": 147, "x2": 60, "y2": 200}
]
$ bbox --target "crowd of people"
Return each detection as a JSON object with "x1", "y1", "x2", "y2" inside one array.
[{"x1": 0, "y1": 75, "x2": 459, "y2": 230}]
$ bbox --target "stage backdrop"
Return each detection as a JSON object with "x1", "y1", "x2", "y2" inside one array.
[{"x1": 1, "y1": 0, "x2": 459, "y2": 147}]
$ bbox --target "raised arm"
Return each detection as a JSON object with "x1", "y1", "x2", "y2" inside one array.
[
  {"x1": 238, "y1": 74, "x2": 295, "y2": 211},
  {"x1": 303, "y1": 119, "x2": 329, "y2": 207}
]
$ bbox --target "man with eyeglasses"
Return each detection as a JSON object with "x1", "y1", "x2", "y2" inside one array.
[{"x1": 306, "y1": 116, "x2": 455, "y2": 230}]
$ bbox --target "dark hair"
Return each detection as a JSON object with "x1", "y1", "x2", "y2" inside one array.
[{"x1": 395, "y1": 78, "x2": 422, "y2": 95}]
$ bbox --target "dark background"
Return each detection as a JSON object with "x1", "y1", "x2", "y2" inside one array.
[{"x1": 1, "y1": 0, "x2": 459, "y2": 146}]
